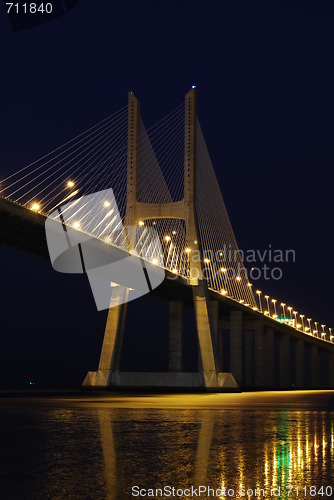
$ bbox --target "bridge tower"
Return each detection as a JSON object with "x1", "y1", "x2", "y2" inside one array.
[{"x1": 83, "y1": 89, "x2": 237, "y2": 390}]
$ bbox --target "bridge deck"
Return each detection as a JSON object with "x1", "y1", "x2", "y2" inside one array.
[{"x1": 0, "y1": 196, "x2": 333, "y2": 352}]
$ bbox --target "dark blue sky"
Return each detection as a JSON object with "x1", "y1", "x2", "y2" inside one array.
[{"x1": 1, "y1": 0, "x2": 334, "y2": 385}]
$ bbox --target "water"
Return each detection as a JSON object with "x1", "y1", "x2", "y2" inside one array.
[{"x1": 0, "y1": 391, "x2": 333, "y2": 499}]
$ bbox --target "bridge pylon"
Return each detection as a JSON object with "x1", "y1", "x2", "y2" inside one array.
[{"x1": 82, "y1": 89, "x2": 238, "y2": 391}]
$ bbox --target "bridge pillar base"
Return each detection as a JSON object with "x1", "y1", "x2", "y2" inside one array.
[{"x1": 82, "y1": 371, "x2": 239, "y2": 391}]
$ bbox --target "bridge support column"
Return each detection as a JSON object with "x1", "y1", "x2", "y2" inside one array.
[
  {"x1": 230, "y1": 311, "x2": 243, "y2": 386},
  {"x1": 193, "y1": 287, "x2": 219, "y2": 387},
  {"x1": 255, "y1": 322, "x2": 265, "y2": 388},
  {"x1": 210, "y1": 301, "x2": 219, "y2": 353},
  {"x1": 82, "y1": 292, "x2": 128, "y2": 387},
  {"x1": 295, "y1": 339, "x2": 304, "y2": 388},
  {"x1": 169, "y1": 301, "x2": 184, "y2": 372},
  {"x1": 280, "y1": 334, "x2": 290, "y2": 388},
  {"x1": 244, "y1": 330, "x2": 254, "y2": 387},
  {"x1": 217, "y1": 327, "x2": 224, "y2": 371},
  {"x1": 329, "y1": 352, "x2": 334, "y2": 388},
  {"x1": 264, "y1": 328, "x2": 274, "y2": 388},
  {"x1": 311, "y1": 344, "x2": 320, "y2": 387}
]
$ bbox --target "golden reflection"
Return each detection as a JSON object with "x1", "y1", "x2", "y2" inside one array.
[{"x1": 94, "y1": 397, "x2": 334, "y2": 499}]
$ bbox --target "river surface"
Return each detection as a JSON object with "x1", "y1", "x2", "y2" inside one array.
[{"x1": 0, "y1": 390, "x2": 333, "y2": 499}]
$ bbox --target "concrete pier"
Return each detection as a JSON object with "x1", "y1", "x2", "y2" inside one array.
[
  {"x1": 280, "y1": 333, "x2": 290, "y2": 387},
  {"x1": 254, "y1": 321, "x2": 264, "y2": 387},
  {"x1": 264, "y1": 328, "x2": 274, "y2": 387},
  {"x1": 169, "y1": 301, "x2": 184, "y2": 372},
  {"x1": 295, "y1": 339, "x2": 304, "y2": 387},
  {"x1": 230, "y1": 311, "x2": 243, "y2": 386},
  {"x1": 244, "y1": 330, "x2": 254, "y2": 387},
  {"x1": 311, "y1": 344, "x2": 320, "y2": 387}
]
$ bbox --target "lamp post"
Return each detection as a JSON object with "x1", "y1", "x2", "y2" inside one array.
[
  {"x1": 321, "y1": 324, "x2": 326, "y2": 339},
  {"x1": 293, "y1": 310, "x2": 298, "y2": 328},
  {"x1": 264, "y1": 295, "x2": 270, "y2": 315},
  {"x1": 300, "y1": 314, "x2": 305, "y2": 332},
  {"x1": 307, "y1": 318, "x2": 312, "y2": 334},
  {"x1": 281, "y1": 303, "x2": 286, "y2": 320},
  {"x1": 256, "y1": 290, "x2": 263, "y2": 313}
]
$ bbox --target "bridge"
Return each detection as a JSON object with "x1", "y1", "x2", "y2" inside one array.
[{"x1": 1, "y1": 88, "x2": 334, "y2": 391}]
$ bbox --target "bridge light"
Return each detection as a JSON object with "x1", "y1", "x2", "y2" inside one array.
[
  {"x1": 194, "y1": 240, "x2": 198, "y2": 244},
  {"x1": 172, "y1": 268, "x2": 178, "y2": 274},
  {"x1": 221, "y1": 289, "x2": 227, "y2": 295},
  {"x1": 138, "y1": 220, "x2": 144, "y2": 226},
  {"x1": 172, "y1": 230, "x2": 177, "y2": 235},
  {"x1": 204, "y1": 258, "x2": 210, "y2": 264},
  {"x1": 252, "y1": 306, "x2": 258, "y2": 311},
  {"x1": 185, "y1": 247, "x2": 191, "y2": 253},
  {"x1": 247, "y1": 283, "x2": 252, "y2": 287},
  {"x1": 192, "y1": 85, "x2": 196, "y2": 89},
  {"x1": 256, "y1": 290, "x2": 261, "y2": 295},
  {"x1": 105, "y1": 236, "x2": 111, "y2": 243},
  {"x1": 152, "y1": 258, "x2": 158, "y2": 265},
  {"x1": 164, "y1": 236, "x2": 171, "y2": 242},
  {"x1": 104, "y1": 201, "x2": 111, "y2": 207},
  {"x1": 236, "y1": 276, "x2": 241, "y2": 281},
  {"x1": 239, "y1": 299, "x2": 245, "y2": 303},
  {"x1": 264, "y1": 311, "x2": 269, "y2": 315},
  {"x1": 273, "y1": 314, "x2": 278, "y2": 319},
  {"x1": 220, "y1": 267, "x2": 227, "y2": 273},
  {"x1": 30, "y1": 203, "x2": 40, "y2": 212},
  {"x1": 67, "y1": 180, "x2": 75, "y2": 188},
  {"x1": 73, "y1": 221, "x2": 80, "y2": 229}
]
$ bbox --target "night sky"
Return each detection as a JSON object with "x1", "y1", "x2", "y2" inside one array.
[{"x1": 1, "y1": 0, "x2": 334, "y2": 386}]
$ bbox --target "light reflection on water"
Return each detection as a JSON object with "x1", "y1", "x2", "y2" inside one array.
[{"x1": 0, "y1": 393, "x2": 333, "y2": 499}]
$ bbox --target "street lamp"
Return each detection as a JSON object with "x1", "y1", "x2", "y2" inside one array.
[
  {"x1": 264, "y1": 295, "x2": 270, "y2": 315},
  {"x1": 307, "y1": 318, "x2": 312, "y2": 334},
  {"x1": 300, "y1": 314, "x2": 305, "y2": 332},
  {"x1": 287, "y1": 306, "x2": 293, "y2": 321},
  {"x1": 272, "y1": 299, "x2": 277, "y2": 317},
  {"x1": 321, "y1": 324, "x2": 326, "y2": 339},
  {"x1": 314, "y1": 322, "x2": 319, "y2": 337},
  {"x1": 256, "y1": 290, "x2": 263, "y2": 313},
  {"x1": 293, "y1": 310, "x2": 298, "y2": 328},
  {"x1": 281, "y1": 303, "x2": 286, "y2": 320}
]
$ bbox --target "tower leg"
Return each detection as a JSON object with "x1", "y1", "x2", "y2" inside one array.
[
  {"x1": 193, "y1": 286, "x2": 219, "y2": 388},
  {"x1": 82, "y1": 290, "x2": 128, "y2": 387}
]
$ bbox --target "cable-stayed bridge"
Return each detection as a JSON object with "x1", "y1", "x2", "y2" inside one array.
[{"x1": 1, "y1": 88, "x2": 333, "y2": 390}]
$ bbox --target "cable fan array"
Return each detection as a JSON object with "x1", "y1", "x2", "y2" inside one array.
[
  {"x1": 0, "y1": 105, "x2": 129, "y2": 219},
  {"x1": 1, "y1": 98, "x2": 333, "y2": 341}
]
